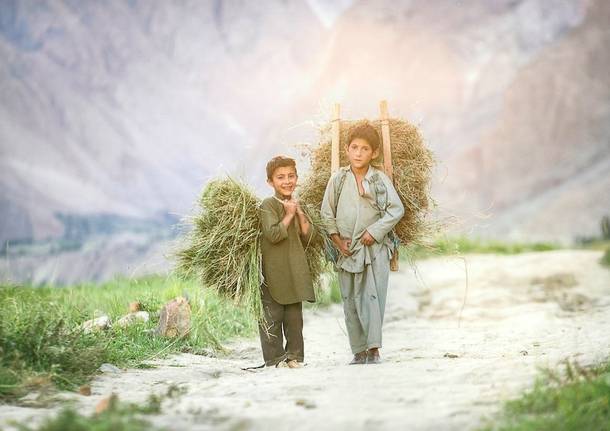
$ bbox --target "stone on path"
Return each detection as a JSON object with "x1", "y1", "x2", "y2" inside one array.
[{"x1": 99, "y1": 363, "x2": 121, "y2": 374}]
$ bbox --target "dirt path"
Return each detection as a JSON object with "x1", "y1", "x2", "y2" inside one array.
[{"x1": 2, "y1": 250, "x2": 610, "y2": 430}]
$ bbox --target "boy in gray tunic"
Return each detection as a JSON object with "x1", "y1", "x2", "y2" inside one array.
[{"x1": 321, "y1": 123, "x2": 404, "y2": 364}]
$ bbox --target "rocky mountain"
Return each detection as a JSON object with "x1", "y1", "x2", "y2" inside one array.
[
  {"x1": 0, "y1": 0, "x2": 325, "y2": 243},
  {"x1": 272, "y1": 0, "x2": 610, "y2": 242},
  {"x1": 0, "y1": 0, "x2": 608, "y2": 283}
]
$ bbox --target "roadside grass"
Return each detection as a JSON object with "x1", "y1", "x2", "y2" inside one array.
[
  {"x1": 9, "y1": 388, "x2": 178, "y2": 431},
  {"x1": 403, "y1": 236, "x2": 610, "y2": 270},
  {"x1": 580, "y1": 239, "x2": 610, "y2": 251},
  {"x1": 402, "y1": 236, "x2": 560, "y2": 260},
  {"x1": 600, "y1": 247, "x2": 610, "y2": 268},
  {"x1": 307, "y1": 272, "x2": 342, "y2": 309},
  {"x1": 0, "y1": 275, "x2": 256, "y2": 403},
  {"x1": 0, "y1": 271, "x2": 342, "y2": 404},
  {"x1": 480, "y1": 359, "x2": 610, "y2": 431}
]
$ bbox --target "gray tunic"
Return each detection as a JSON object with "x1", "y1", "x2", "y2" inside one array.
[{"x1": 321, "y1": 165, "x2": 404, "y2": 353}]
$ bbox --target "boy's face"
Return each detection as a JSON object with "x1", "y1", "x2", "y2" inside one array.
[
  {"x1": 267, "y1": 166, "x2": 297, "y2": 199},
  {"x1": 346, "y1": 138, "x2": 379, "y2": 170}
]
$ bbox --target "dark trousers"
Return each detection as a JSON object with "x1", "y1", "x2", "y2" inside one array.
[{"x1": 258, "y1": 284, "x2": 304, "y2": 366}]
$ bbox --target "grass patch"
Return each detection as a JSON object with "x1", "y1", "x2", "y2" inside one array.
[
  {"x1": 481, "y1": 359, "x2": 610, "y2": 431},
  {"x1": 0, "y1": 275, "x2": 255, "y2": 403},
  {"x1": 403, "y1": 236, "x2": 560, "y2": 260},
  {"x1": 9, "y1": 389, "x2": 176, "y2": 431},
  {"x1": 306, "y1": 272, "x2": 342, "y2": 309},
  {"x1": 600, "y1": 248, "x2": 610, "y2": 268},
  {"x1": 576, "y1": 238, "x2": 610, "y2": 251}
]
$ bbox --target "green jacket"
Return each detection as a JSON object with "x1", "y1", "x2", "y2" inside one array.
[{"x1": 259, "y1": 195, "x2": 315, "y2": 305}]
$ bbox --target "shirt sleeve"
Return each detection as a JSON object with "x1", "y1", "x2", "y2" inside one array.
[
  {"x1": 320, "y1": 174, "x2": 340, "y2": 236},
  {"x1": 259, "y1": 199, "x2": 288, "y2": 244},
  {"x1": 299, "y1": 219, "x2": 315, "y2": 247},
  {"x1": 366, "y1": 173, "x2": 405, "y2": 243}
]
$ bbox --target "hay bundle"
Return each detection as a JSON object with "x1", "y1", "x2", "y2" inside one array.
[
  {"x1": 299, "y1": 118, "x2": 434, "y2": 245},
  {"x1": 175, "y1": 178, "x2": 327, "y2": 320},
  {"x1": 175, "y1": 178, "x2": 263, "y2": 318}
]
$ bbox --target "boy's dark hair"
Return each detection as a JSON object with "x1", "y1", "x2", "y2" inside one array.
[
  {"x1": 266, "y1": 156, "x2": 297, "y2": 180},
  {"x1": 346, "y1": 122, "x2": 380, "y2": 151}
]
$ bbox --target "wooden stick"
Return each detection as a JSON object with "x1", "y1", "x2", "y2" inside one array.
[
  {"x1": 379, "y1": 100, "x2": 393, "y2": 181},
  {"x1": 379, "y1": 100, "x2": 399, "y2": 272},
  {"x1": 331, "y1": 103, "x2": 341, "y2": 174}
]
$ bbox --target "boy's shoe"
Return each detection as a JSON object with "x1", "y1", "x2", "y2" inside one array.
[
  {"x1": 286, "y1": 359, "x2": 302, "y2": 369},
  {"x1": 366, "y1": 349, "x2": 381, "y2": 364},
  {"x1": 349, "y1": 351, "x2": 367, "y2": 365},
  {"x1": 275, "y1": 360, "x2": 289, "y2": 368}
]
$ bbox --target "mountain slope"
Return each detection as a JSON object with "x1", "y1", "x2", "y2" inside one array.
[{"x1": 0, "y1": 0, "x2": 609, "y2": 282}]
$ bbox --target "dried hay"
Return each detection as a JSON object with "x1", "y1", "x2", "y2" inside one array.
[{"x1": 299, "y1": 118, "x2": 434, "y2": 245}]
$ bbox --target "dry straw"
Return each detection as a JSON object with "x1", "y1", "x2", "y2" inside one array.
[{"x1": 299, "y1": 118, "x2": 435, "y2": 246}]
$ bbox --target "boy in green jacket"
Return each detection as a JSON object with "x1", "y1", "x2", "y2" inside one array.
[
  {"x1": 321, "y1": 122, "x2": 404, "y2": 365},
  {"x1": 258, "y1": 156, "x2": 315, "y2": 368}
]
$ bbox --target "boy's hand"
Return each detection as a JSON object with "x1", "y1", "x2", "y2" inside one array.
[
  {"x1": 332, "y1": 234, "x2": 352, "y2": 257},
  {"x1": 281, "y1": 199, "x2": 298, "y2": 216},
  {"x1": 360, "y1": 230, "x2": 376, "y2": 246},
  {"x1": 295, "y1": 200, "x2": 305, "y2": 216}
]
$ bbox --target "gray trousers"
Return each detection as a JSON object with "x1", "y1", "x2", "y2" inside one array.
[
  {"x1": 258, "y1": 284, "x2": 304, "y2": 366},
  {"x1": 338, "y1": 251, "x2": 390, "y2": 354}
]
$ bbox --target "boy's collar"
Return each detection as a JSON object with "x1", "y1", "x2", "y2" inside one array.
[
  {"x1": 274, "y1": 191, "x2": 292, "y2": 200},
  {"x1": 349, "y1": 165, "x2": 376, "y2": 180}
]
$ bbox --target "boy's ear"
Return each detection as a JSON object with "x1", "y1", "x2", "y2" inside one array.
[{"x1": 373, "y1": 148, "x2": 380, "y2": 159}]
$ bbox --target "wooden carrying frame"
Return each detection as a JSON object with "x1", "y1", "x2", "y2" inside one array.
[{"x1": 330, "y1": 100, "x2": 400, "y2": 271}]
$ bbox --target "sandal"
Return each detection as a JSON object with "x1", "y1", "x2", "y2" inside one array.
[
  {"x1": 349, "y1": 351, "x2": 367, "y2": 365},
  {"x1": 286, "y1": 359, "x2": 302, "y2": 369},
  {"x1": 366, "y1": 348, "x2": 381, "y2": 364}
]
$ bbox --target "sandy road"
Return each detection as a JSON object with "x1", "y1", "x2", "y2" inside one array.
[{"x1": 2, "y1": 250, "x2": 610, "y2": 430}]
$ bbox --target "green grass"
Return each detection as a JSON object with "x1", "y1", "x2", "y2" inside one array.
[
  {"x1": 575, "y1": 237, "x2": 610, "y2": 250},
  {"x1": 403, "y1": 236, "x2": 560, "y2": 260},
  {"x1": 0, "y1": 275, "x2": 256, "y2": 402},
  {"x1": 600, "y1": 248, "x2": 610, "y2": 268},
  {"x1": 306, "y1": 272, "x2": 342, "y2": 309},
  {"x1": 0, "y1": 271, "x2": 341, "y2": 404},
  {"x1": 481, "y1": 360, "x2": 610, "y2": 431},
  {"x1": 12, "y1": 407, "x2": 156, "y2": 431},
  {"x1": 9, "y1": 389, "x2": 177, "y2": 431}
]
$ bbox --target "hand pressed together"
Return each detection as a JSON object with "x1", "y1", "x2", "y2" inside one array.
[{"x1": 280, "y1": 198, "x2": 298, "y2": 216}]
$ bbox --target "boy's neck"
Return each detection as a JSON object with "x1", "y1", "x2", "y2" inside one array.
[
  {"x1": 350, "y1": 164, "x2": 370, "y2": 177},
  {"x1": 274, "y1": 191, "x2": 292, "y2": 200}
]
